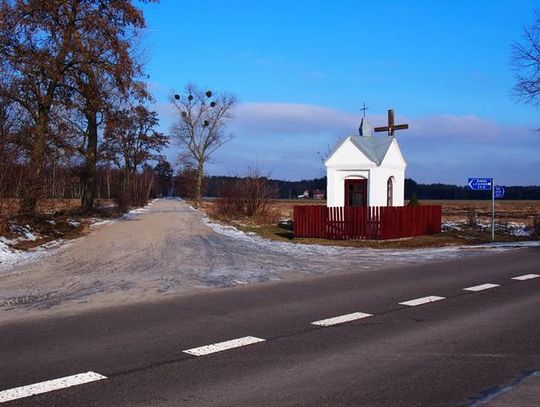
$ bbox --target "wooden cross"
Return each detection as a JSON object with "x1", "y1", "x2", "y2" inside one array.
[{"x1": 374, "y1": 109, "x2": 409, "y2": 136}]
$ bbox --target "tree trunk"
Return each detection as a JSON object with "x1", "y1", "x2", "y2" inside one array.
[
  {"x1": 195, "y1": 161, "x2": 204, "y2": 201},
  {"x1": 19, "y1": 111, "x2": 48, "y2": 216},
  {"x1": 81, "y1": 110, "x2": 98, "y2": 212},
  {"x1": 106, "y1": 170, "x2": 111, "y2": 199}
]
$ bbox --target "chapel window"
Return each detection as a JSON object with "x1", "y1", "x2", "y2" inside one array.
[{"x1": 387, "y1": 177, "x2": 393, "y2": 207}]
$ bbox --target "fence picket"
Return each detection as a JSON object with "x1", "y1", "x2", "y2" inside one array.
[{"x1": 293, "y1": 205, "x2": 441, "y2": 240}]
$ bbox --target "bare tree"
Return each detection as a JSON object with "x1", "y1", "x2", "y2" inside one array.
[
  {"x1": 104, "y1": 105, "x2": 167, "y2": 174},
  {"x1": 512, "y1": 12, "x2": 540, "y2": 105},
  {"x1": 0, "y1": 1, "x2": 82, "y2": 215},
  {"x1": 103, "y1": 104, "x2": 168, "y2": 208},
  {"x1": 217, "y1": 167, "x2": 278, "y2": 218},
  {"x1": 69, "y1": 0, "x2": 151, "y2": 212},
  {"x1": 0, "y1": 0, "x2": 156, "y2": 215},
  {"x1": 171, "y1": 84, "x2": 236, "y2": 201},
  {"x1": 0, "y1": 95, "x2": 24, "y2": 226}
]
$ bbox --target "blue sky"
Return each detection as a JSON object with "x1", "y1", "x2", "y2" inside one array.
[{"x1": 140, "y1": 0, "x2": 540, "y2": 185}]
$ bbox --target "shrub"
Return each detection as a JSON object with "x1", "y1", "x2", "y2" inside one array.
[
  {"x1": 217, "y1": 168, "x2": 278, "y2": 218},
  {"x1": 407, "y1": 192, "x2": 420, "y2": 206},
  {"x1": 466, "y1": 210, "x2": 478, "y2": 227},
  {"x1": 533, "y1": 214, "x2": 540, "y2": 237}
]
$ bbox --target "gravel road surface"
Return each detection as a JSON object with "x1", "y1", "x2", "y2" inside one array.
[{"x1": 0, "y1": 198, "x2": 533, "y2": 324}]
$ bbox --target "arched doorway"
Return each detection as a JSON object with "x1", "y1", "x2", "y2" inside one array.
[
  {"x1": 387, "y1": 177, "x2": 394, "y2": 207},
  {"x1": 345, "y1": 179, "x2": 367, "y2": 207}
]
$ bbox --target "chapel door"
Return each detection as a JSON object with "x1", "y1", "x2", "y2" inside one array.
[{"x1": 344, "y1": 179, "x2": 367, "y2": 207}]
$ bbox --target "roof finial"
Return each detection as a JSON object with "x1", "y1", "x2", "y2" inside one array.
[{"x1": 360, "y1": 102, "x2": 368, "y2": 118}]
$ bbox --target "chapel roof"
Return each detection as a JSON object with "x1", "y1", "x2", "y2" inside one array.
[
  {"x1": 349, "y1": 135, "x2": 394, "y2": 165},
  {"x1": 325, "y1": 133, "x2": 395, "y2": 166},
  {"x1": 326, "y1": 116, "x2": 399, "y2": 166}
]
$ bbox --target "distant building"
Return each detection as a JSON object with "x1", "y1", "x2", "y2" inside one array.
[
  {"x1": 325, "y1": 117, "x2": 407, "y2": 207},
  {"x1": 312, "y1": 189, "x2": 325, "y2": 200},
  {"x1": 298, "y1": 190, "x2": 309, "y2": 199}
]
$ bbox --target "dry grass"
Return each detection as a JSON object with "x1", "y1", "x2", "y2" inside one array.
[
  {"x1": 0, "y1": 198, "x2": 115, "y2": 218},
  {"x1": 0, "y1": 198, "x2": 121, "y2": 250},
  {"x1": 196, "y1": 198, "x2": 540, "y2": 249},
  {"x1": 259, "y1": 199, "x2": 540, "y2": 227},
  {"x1": 432, "y1": 199, "x2": 540, "y2": 227}
]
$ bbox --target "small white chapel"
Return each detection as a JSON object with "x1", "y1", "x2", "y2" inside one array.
[{"x1": 325, "y1": 110, "x2": 407, "y2": 208}]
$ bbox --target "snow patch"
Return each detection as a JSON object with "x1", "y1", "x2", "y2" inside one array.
[
  {"x1": 0, "y1": 236, "x2": 67, "y2": 270},
  {"x1": 90, "y1": 219, "x2": 115, "y2": 228},
  {"x1": 506, "y1": 222, "x2": 532, "y2": 237},
  {"x1": 442, "y1": 221, "x2": 463, "y2": 231},
  {"x1": 9, "y1": 224, "x2": 38, "y2": 241},
  {"x1": 0, "y1": 237, "x2": 18, "y2": 263},
  {"x1": 204, "y1": 216, "x2": 540, "y2": 261},
  {"x1": 122, "y1": 199, "x2": 158, "y2": 220}
]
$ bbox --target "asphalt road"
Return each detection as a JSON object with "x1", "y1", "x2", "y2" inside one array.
[{"x1": 0, "y1": 247, "x2": 539, "y2": 406}]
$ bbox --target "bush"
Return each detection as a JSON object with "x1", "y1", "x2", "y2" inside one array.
[
  {"x1": 176, "y1": 167, "x2": 199, "y2": 199},
  {"x1": 466, "y1": 210, "x2": 478, "y2": 227},
  {"x1": 407, "y1": 192, "x2": 420, "y2": 206},
  {"x1": 533, "y1": 214, "x2": 540, "y2": 237},
  {"x1": 217, "y1": 168, "x2": 278, "y2": 218}
]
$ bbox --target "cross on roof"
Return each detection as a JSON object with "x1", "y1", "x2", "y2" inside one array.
[
  {"x1": 374, "y1": 109, "x2": 409, "y2": 136},
  {"x1": 360, "y1": 102, "x2": 368, "y2": 118}
]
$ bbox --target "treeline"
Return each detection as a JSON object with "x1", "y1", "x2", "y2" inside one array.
[
  {"x1": 203, "y1": 176, "x2": 540, "y2": 200},
  {"x1": 405, "y1": 179, "x2": 540, "y2": 200},
  {"x1": 205, "y1": 176, "x2": 326, "y2": 199},
  {"x1": 1, "y1": 160, "x2": 179, "y2": 205},
  {"x1": 0, "y1": 1, "x2": 166, "y2": 216}
]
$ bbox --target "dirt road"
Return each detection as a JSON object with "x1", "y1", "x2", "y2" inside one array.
[{"x1": 0, "y1": 199, "x2": 533, "y2": 324}]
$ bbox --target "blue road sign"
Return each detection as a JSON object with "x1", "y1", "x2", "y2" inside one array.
[
  {"x1": 494, "y1": 185, "x2": 505, "y2": 199},
  {"x1": 468, "y1": 178, "x2": 492, "y2": 191}
]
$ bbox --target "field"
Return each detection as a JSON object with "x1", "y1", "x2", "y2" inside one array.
[
  {"x1": 2, "y1": 198, "x2": 539, "y2": 251},
  {"x1": 199, "y1": 199, "x2": 540, "y2": 226},
  {"x1": 197, "y1": 199, "x2": 540, "y2": 249}
]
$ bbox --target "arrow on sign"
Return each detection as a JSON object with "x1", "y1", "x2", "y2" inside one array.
[
  {"x1": 468, "y1": 178, "x2": 492, "y2": 191},
  {"x1": 494, "y1": 185, "x2": 505, "y2": 199}
]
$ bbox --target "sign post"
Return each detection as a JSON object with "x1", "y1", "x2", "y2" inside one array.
[
  {"x1": 468, "y1": 177, "x2": 495, "y2": 241},
  {"x1": 491, "y1": 179, "x2": 495, "y2": 241}
]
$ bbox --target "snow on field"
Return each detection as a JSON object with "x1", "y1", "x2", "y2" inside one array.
[{"x1": 442, "y1": 219, "x2": 533, "y2": 237}]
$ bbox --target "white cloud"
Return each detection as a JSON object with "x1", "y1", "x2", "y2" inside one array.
[
  {"x1": 154, "y1": 100, "x2": 539, "y2": 183},
  {"x1": 224, "y1": 102, "x2": 540, "y2": 183},
  {"x1": 234, "y1": 102, "x2": 359, "y2": 136},
  {"x1": 233, "y1": 102, "x2": 537, "y2": 144}
]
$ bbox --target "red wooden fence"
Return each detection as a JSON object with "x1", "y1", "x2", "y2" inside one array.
[{"x1": 293, "y1": 205, "x2": 441, "y2": 240}]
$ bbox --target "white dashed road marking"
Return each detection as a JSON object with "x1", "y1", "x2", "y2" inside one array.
[
  {"x1": 399, "y1": 296, "x2": 446, "y2": 307},
  {"x1": 5, "y1": 272, "x2": 535, "y2": 401},
  {"x1": 511, "y1": 274, "x2": 539, "y2": 281},
  {"x1": 0, "y1": 372, "x2": 107, "y2": 403},
  {"x1": 463, "y1": 283, "x2": 500, "y2": 292},
  {"x1": 183, "y1": 336, "x2": 266, "y2": 356},
  {"x1": 312, "y1": 312, "x2": 373, "y2": 327}
]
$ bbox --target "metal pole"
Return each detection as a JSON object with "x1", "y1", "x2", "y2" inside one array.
[{"x1": 491, "y1": 178, "x2": 495, "y2": 241}]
